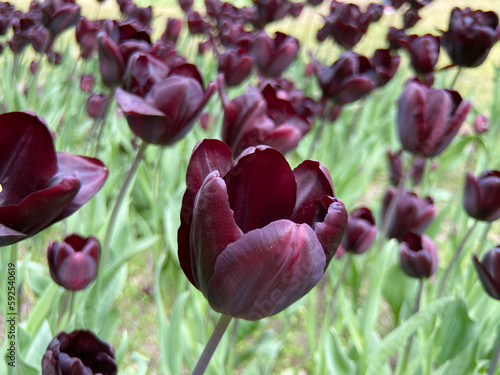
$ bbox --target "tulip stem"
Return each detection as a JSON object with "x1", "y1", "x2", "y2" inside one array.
[
  {"x1": 450, "y1": 67, "x2": 463, "y2": 89},
  {"x1": 438, "y1": 220, "x2": 478, "y2": 297},
  {"x1": 104, "y1": 141, "x2": 148, "y2": 256},
  {"x1": 397, "y1": 279, "x2": 424, "y2": 374},
  {"x1": 332, "y1": 253, "x2": 353, "y2": 300},
  {"x1": 192, "y1": 314, "x2": 232, "y2": 375},
  {"x1": 56, "y1": 291, "x2": 71, "y2": 329},
  {"x1": 489, "y1": 326, "x2": 500, "y2": 375},
  {"x1": 68, "y1": 291, "x2": 75, "y2": 330},
  {"x1": 92, "y1": 92, "x2": 114, "y2": 157}
]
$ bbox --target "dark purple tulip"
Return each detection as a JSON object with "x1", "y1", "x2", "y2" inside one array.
[
  {"x1": 179, "y1": 0, "x2": 193, "y2": 12},
  {"x1": 387, "y1": 149, "x2": 425, "y2": 186},
  {"x1": 317, "y1": 1, "x2": 383, "y2": 49},
  {"x1": 187, "y1": 10, "x2": 209, "y2": 35},
  {"x1": 178, "y1": 139, "x2": 347, "y2": 320},
  {"x1": 387, "y1": 27, "x2": 408, "y2": 50},
  {"x1": 48, "y1": 234, "x2": 99, "y2": 291},
  {"x1": 341, "y1": 207, "x2": 377, "y2": 254},
  {"x1": 47, "y1": 50, "x2": 63, "y2": 65},
  {"x1": 87, "y1": 93, "x2": 107, "y2": 119},
  {"x1": 218, "y1": 48, "x2": 253, "y2": 87},
  {"x1": 399, "y1": 231, "x2": 437, "y2": 279},
  {"x1": 441, "y1": 7, "x2": 500, "y2": 68},
  {"x1": 80, "y1": 74, "x2": 94, "y2": 93},
  {"x1": 115, "y1": 64, "x2": 216, "y2": 146},
  {"x1": 123, "y1": 52, "x2": 170, "y2": 97},
  {"x1": 75, "y1": 17, "x2": 101, "y2": 59},
  {"x1": 41, "y1": 0, "x2": 81, "y2": 36},
  {"x1": 250, "y1": 0, "x2": 302, "y2": 29},
  {"x1": 312, "y1": 52, "x2": 374, "y2": 105},
  {"x1": 30, "y1": 61, "x2": 38, "y2": 74},
  {"x1": 97, "y1": 33, "x2": 126, "y2": 88},
  {"x1": 474, "y1": 114, "x2": 490, "y2": 134},
  {"x1": 370, "y1": 48, "x2": 400, "y2": 88},
  {"x1": 0, "y1": 112, "x2": 108, "y2": 247},
  {"x1": 473, "y1": 246, "x2": 500, "y2": 300},
  {"x1": 464, "y1": 171, "x2": 500, "y2": 222},
  {"x1": 397, "y1": 81, "x2": 471, "y2": 158},
  {"x1": 42, "y1": 330, "x2": 117, "y2": 375},
  {"x1": 0, "y1": 2, "x2": 14, "y2": 36},
  {"x1": 382, "y1": 187, "x2": 435, "y2": 241},
  {"x1": 163, "y1": 17, "x2": 182, "y2": 44},
  {"x1": 403, "y1": 8, "x2": 420, "y2": 29},
  {"x1": 403, "y1": 34, "x2": 440, "y2": 75},
  {"x1": 253, "y1": 32, "x2": 299, "y2": 77}
]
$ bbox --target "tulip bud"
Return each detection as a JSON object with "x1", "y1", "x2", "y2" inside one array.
[
  {"x1": 218, "y1": 48, "x2": 253, "y2": 87},
  {"x1": 474, "y1": 114, "x2": 490, "y2": 134},
  {"x1": 253, "y1": 32, "x2": 299, "y2": 77},
  {"x1": 341, "y1": 207, "x2": 377, "y2": 254},
  {"x1": 42, "y1": 330, "x2": 117, "y2": 375},
  {"x1": 47, "y1": 234, "x2": 100, "y2": 291},
  {"x1": 41, "y1": 0, "x2": 81, "y2": 36},
  {"x1": 399, "y1": 231, "x2": 438, "y2": 279},
  {"x1": 441, "y1": 7, "x2": 500, "y2": 68},
  {"x1": 464, "y1": 171, "x2": 500, "y2": 222},
  {"x1": 97, "y1": 33, "x2": 126, "y2": 88},
  {"x1": 404, "y1": 34, "x2": 440, "y2": 75},
  {"x1": 473, "y1": 246, "x2": 500, "y2": 300},
  {"x1": 80, "y1": 74, "x2": 94, "y2": 93},
  {"x1": 163, "y1": 17, "x2": 182, "y2": 44},
  {"x1": 87, "y1": 93, "x2": 107, "y2": 119},
  {"x1": 382, "y1": 187, "x2": 435, "y2": 241},
  {"x1": 397, "y1": 81, "x2": 471, "y2": 157}
]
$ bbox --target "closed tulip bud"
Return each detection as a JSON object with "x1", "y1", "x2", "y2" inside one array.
[
  {"x1": 115, "y1": 64, "x2": 216, "y2": 146},
  {"x1": 163, "y1": 17, "x2": 182, "y2": 44},
  {"x1": 441, "y1": 7, "x2": 500, "y2": 68},
  {"x1": 474, "y1": 114, "x2": 490, "y2": 134},
  {"x1": 75, "y1": 17, "x2": 101, "y2": 59},
  {"x1": 80, "y1": 74, "x2": 94, "y2": 93},
  {"x1": 42, "y1": 330, "x2": 117, "y2": 375},
  {"x1": 399, "y1": 231, "x2": 437, "y2": 279},
  {"x1": 41, "y1": 0, "x2": 81, "y2": 36},
  {"x1": 97, "y1": 33, "x2": 126, "y2": 88},
  {"x1": 341, "y1": 207, "x2": 377, "y2": 254},
  {"x1": 123, "y1": 52, "x2": 170, "y2": 97},
  {"x1": 47, "y1": 234, "x2": 100, "y2": 291},
  {"x1": 87, "y1": 93, "x2": 107, "y2": 119},
  {"x1": 253, "y1": 32, "x2": 299, "y2": 77},
  {"x1": 397, "y1": 81, "x2": 471, "y2": 158},
  {"x1": 403, "y1": 8, "x2": 420, "y2": 29},
  {"x1": 387, "y1": 27, "x2": 408, "y2": 50},
  {"x1": 178, "y1": 0, "x2": 194, "y2": 12},
  {"x1": 187, "y1": 10, "x2": 209, "y2": 35},
  {"x1": 473, "y1": 246, "x2": 500, "y2": 300},
  {"x1": 370, "y1": 48, "x2": 400, "y2": 88},
  {"x1": 218, "y1": 48, "x2": 253, "y2": 87},
  {"x1": 404, "y1": 34, "x2": 440, "y2": 74},
  {"x1": 464, "y1": 171, "x2": 500, "y2": 222},
  {"x1": 382, "y1": 187, "x2": 435, "y2": 241},
  {"x1": 178, "y1": 139, "x2": 347, "y2": 320}
]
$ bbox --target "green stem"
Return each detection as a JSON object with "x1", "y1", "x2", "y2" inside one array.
[
  {"x1": 438, "y1": 220, "x2": 478, "y2": 297},
  {"x1": 67, "y1": 291, "x2": 75, "y2": 330},
  {"x1": 397, "y1": 279, "x2": 424, "y2": 374},
  {"x1": 331, "y1": 253, "x2": 353, "y2": 300},
  {"x1": 92, "y1": 91, "x2": 115, "y2": 157},
  {"x1": 192, "y1": 314, "x2": 232, "y2": 375},
  {"x1": 450, "y1": 67, "x2": 463, "y2": 89},
  {"x1": 489, "y1": 326, "x2": 500, "y2": 375},
  {"x1": 56, "y1": 291, "x2": 70, "y2": 329}
]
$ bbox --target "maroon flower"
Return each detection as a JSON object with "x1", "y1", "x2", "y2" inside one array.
[
  {"x1": 87, "y1": 93, "x2": 107, "y2": 119},
  {"x1": 253, "y1": 32, "x2": 299, "y2": 77},
  {"x1": 399, "y1": 231, "x2": 438, "y2": 279},
  {"x1": 48, "y1": 234, "x2": 99, "y2": 291},
  {"x1": 80, "y1": 74, "x2": 94, "y2": 93},
  {"x1": 474, "y1": 114, "x2": 490, "y2": 134},
  {"x1": 75, "y1": 17, "x2": 101, "y2": 59},
  {"x1": 162, "y1": 17, "x2": 182, "y2": 44},
  {"x1": 441, "y1": 7, "x2": 500, "y2": 68},
  {"x1": 464, "y1": 171, "x2": 500, "y2": 222},
  {"x1": 382, "y1": 187, "x2": 435, "y2": 241},
  {"x1": 97, "y1": 33, "x2": 126, "y2": 88},
  {"x1": 403, "y1": 33, "x2": 440, "y2": 75},
  {"x1": 42, "y1": 330, "x2": 117, "y2": 375},
  {"x1": 397, "y1": 81, "x2": 471, "y2": 157},
  {"x1": 115, "y1": 64, "x2": 216, "y2": 146},
  {"x1": 187, "y1": 10, "x2": 209, "y2": 35},
  {"x1": 473, "y1": 246, "x2": 500, "y2": 300},
  {"x1": 218, "y1": 48, "x2": 253, "y2": 87},
  {"x1": 178, "y1": 139, "x2": 347, "y2": 320},
  {"x1": 0, "y1": 112, "x2": 108, "y2": 247},
  {"x1": 387, "y1": 149, "x2": 425, "y2": 186},
  {"x1": 41, "y1": 0, "x2": 81, "y2": 36},
  {"x1": 123, "y1": 52, "x2": 171, "y2": 97},
  {"x1": 341, "y1": 207, "x2": 377, "y2": 254}
]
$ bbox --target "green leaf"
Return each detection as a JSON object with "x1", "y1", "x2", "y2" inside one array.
[
  {"x1": 433, "y1": 298, "x2": 479, "y2": 366},
  {"x1": 382, "y1": 264, "x2": 417, "y2": 323},
  {"x1": 115, "y1": 331, "x2": 129, "y2": 368},
  {"x1": 25, "y1": 320, "x2": 52, "y2": 368},
  {"x1": 166, "y1": 291, "x2": 190, "y2": 375},
  {"x1": 366, "y1": 297, "x2": 454, "y2": 375},
  {"x1": 25, "y1": 283, "x2": 58, "y2": 335},
  {"x1": 324, "y1": 328, "x2": 355, "y2": 375}
]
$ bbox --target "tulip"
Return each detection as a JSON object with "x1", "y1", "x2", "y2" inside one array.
[
  {"x1": 187, "y1": 10, "x2": 209, "y2": 35},
  {"x1": 163, "y1": 17, "x2": 182, "y2": 44},
  {"x1": 387, "y1": 149, "x2": 425, "y2": 186},
  {"x1": 178, "y1": 139, "x2": 347, "y2": 320},
  {"x1": 399, "y1": 231, "x2": 437, "y2": 279},
  {"x1": 387, "y1": 27, "x2": 408, "y2": 50},
  {"x1": 218, "y1": 48, "x2": 253, "y2": 87},
  {"x1": 474, "y1": 114, "x2": 490, "y2": 134},
  {"x1": 41, "y1": 0, "x2": 81, "y2": 36},
  {"x1": 370, "y1": 48, "x2": 400, "y2": 88},
  {"x1": 123, "y1": 52, "x2": 170, "y2": 97},
  {"x1": 381, "y1": 187, "x2": 435, "y2": 241},
  {"x1": 0, "y1": 112, "x2": 108, "y2": 247},
  {"x1": 87, "y1": 93, "x2": 107, "y2": 119},
  {"x1": 403, "y1": 34, "x2": 440, "y2": 75},
  {"x1": 250, "y1": 0, "x2": 302, "y2": 29},
  {"x1": 97, "y1": 33, "x2": 126, "y2": 88},
  {"x1": 80, "y1": 74, "x2": 94, "y2": 93},
  {"x1": 397, "y1": 81, "x2": 471, "y2": 158},
  {"x1": 42, "y1": 330, "x2": 117, "y2": 375},
  {"x1": 403, "y1": 8, "x2": 420, "y2": 29},
  {"x1": 341, "y1": 207, "x2": 377, "y2": 254},
  {"x1": 473, "y1": 246, "x2": 500, "y2": 300},
  {"x1": 48, "y1": 234, "x2": 100, "y2": 291},
  {"x1": 75, "y1": 17, "x2": 101, "y2": 59},
  {"x1": 441, "y1": 7, "x2": 500, "y2": 68},
  {"x1": 178, "y1": 0, "x2": 194, "y2": 12},
  {"x1": 115, "y1": 64, "x2": 216, "y2": 146},
  {"x1": 253, "y1": 32, "x2": 299, "y2": 77},
  {"x1": 464, "y1": 171, "x2": 500, "y2": 222}
]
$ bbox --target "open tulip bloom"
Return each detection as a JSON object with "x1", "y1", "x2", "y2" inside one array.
[
  {"x1": 0, "y1": 112, "x2": 108, "y2": 247},
  {"x1": 178, "y1": 139, "x2": 347, "y2": 321}
]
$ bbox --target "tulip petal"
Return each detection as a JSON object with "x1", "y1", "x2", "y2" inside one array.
[
  {"x1": 225, "y1": 146, "x2": 297, "y2": 233},
  {"x1": 261, "y1": 125, "x2": 302, "y2": 154},
  {"x1": 0, "y1": 176, "x2": 80, "y2": 239},
  {"x1": 0, "y1": 225, "x2": 26, "y2": 247},
  {"x1": 464, "y1": 172, "x2": 481, "y2": 219},
  {"x1": 313, "y1": 196, "x2": 348, "y2": 266},
  {"x1": 178, "y1": 139, "x2": 233, "y2": 287},
  {"x1": 291, "y1": 160, "x2": 334, "y2": 225},
  {"x1": 190, "y1": 172, "x2": 243, "y2": 292},
  {"x1": 0, "y1": 112, "x2": 57, "y2": 206},
  {"x1": 335, "y1": 77, "x2": 374, "y2": 105},
  {"x1": 51, "y1": 153, "x2": 108, "y2": 221},
  {"x1": 58, "y1": 252, "x2": 98, "y2": 291},
  {"x1": 208, "y1": 219, "x2": 326, "y2": 320},
  {"x1": 473, "y1": 254, "x2": 500, "y2": 300}
]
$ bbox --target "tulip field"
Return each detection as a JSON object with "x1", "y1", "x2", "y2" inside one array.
[{"x1": 1, "y1": 0, "x2": 500, "y2": 374}]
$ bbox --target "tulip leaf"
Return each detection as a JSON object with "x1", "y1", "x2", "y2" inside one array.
[
  {"x1": 324, "y1": 328, "x2": 355, "y2": 375},
  {"x1": 95, "y1": 265, "x2": 127, "y2": 333},
  {"x1": 432, "y1": 298, "x2": 479, "y2": 366},
  {"x1": 166, "y1": 291, "x2": 190, "y2": 375},
  {"x1": 382, "y1": 264, "x2": 418, "y2": 323},
  {"x1": 115, "y1": 331, "x2": 129, "y2": 368},
  {"x1": 25, "y1": 283, "x2": 58, "y2": 335},
  {"x1": 24, "y1": 319, "x2": 52, "y2": 368},
  {"x1": 366, "y1": 297, "x2": 454, "y2": 375},
  {"x1": 26, "y1": 261, "x2": 51, "y2": 297}
]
